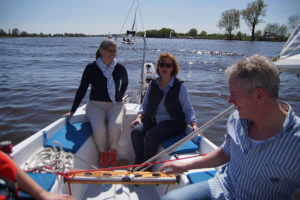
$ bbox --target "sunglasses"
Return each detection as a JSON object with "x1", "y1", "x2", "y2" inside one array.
[{"x1": 158, "y1": 63, "x2": 173, "y2": 68}]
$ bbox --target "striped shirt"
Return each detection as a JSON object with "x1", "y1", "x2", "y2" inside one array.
[{"x1": 209, "y1": 102, "x2": 300, "y2": 200}]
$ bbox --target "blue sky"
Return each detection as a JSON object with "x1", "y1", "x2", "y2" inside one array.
[{"x1": 0, "y1": 0, "x2": 299, "y2": 35}]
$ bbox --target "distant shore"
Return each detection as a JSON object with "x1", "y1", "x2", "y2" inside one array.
[
  {"x1": 0, "y1": 26, "x2": 288, "y2": 42},
  {"x1": 0, "y1": 34, "x2": 287, "y2": 42}
]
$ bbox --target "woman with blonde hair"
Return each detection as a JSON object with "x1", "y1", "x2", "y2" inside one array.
[{"x1": 65, "y1": 39, "x2": 128, "y2": 167}]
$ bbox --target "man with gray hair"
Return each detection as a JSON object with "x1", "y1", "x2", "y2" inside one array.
[{"x1": 160, "y1": 54, "x2": 300, "y2": 200}]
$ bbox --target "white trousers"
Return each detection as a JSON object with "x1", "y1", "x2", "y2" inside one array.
[{"x1": 86, "y1": 100, "x2": 125, "y2": 152}]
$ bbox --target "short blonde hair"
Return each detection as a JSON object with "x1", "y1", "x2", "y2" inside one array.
[{"x1": 225, "y1": 54, "x2": 280, "y2": 98}]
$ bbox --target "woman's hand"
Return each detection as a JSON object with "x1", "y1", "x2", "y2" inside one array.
[
  {"x1": 130, "y1": 117, "x2": 142, "y2": 128},
  {"x1": 64, "y1": 112, "x2": 74, "y2": 121},
  {"x1": 191, "y1": 122, "x2": 198, "y2": 131},
  {"x1": 190, "y1": 122, "x2": 204, "y2": 135}
]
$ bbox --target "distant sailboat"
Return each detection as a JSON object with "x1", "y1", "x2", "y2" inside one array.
[
  {"x1": 169, "y1": 30, "x2": 175, "y2": 39},
  {"x1": 121, "y1": 7, "x2": 137, "y2": 44},
  {"x1": 106, "y1": 32, "x2": 113, "y2": 39}
]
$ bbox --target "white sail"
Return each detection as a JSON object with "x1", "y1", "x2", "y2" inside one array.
[
  {"x1": 131, "y1": 7, "x2": 137, "y2": 32},
  {"x1": 275, "y1": 23, "x2": 300, "y2": 75}
]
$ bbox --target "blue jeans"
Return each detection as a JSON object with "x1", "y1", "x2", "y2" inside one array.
[
  {"x1": 161, "y1": 181, "x2": 211, "y2": 200},
  {"x1": 131, "y1": 120, "x2": 184, "y2": 164}
]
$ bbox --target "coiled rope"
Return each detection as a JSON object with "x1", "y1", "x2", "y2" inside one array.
[{"x1": 25, "y1": 141, "x2": 74, "y2": 173}]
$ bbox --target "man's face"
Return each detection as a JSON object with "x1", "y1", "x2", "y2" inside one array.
[{"x1": 228, "y1": 74, "x2": 255, "y2": 119}]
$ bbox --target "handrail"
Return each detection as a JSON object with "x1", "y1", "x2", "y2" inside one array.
[{"x1": 135, "y1": 104, "x2": 235, "y2": 171}]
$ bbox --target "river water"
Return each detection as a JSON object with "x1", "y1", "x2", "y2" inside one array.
[{"x1": 0, "y1": 37, "x2": 299, "y2": 146}]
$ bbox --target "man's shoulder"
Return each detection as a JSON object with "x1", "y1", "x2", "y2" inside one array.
[{"x1": 285, "y1": 104, "x2": 300, "y2": 137}]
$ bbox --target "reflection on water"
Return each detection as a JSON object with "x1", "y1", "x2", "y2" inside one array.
[{"x1": 0, "y1": 37, "x2": 299, "y2": 146}]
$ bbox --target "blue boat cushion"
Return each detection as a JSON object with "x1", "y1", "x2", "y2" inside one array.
[
  {"x1": 19, "y1": 172, "x2": 56, "y2": 199},
  {"x1": 191, "y1": 135, "x2": 203, "y2": 146},
  {"x1": 162, "y1": 133, "x2": 199, "y2": 155},
  {"x1": 184, "y1": 125, "x2": 203, "y2": 146},
  {"x1": 44, "y1": 122, "x2": 92, "y2": 153},
  {"x1": 187, "y1": 170, "x2": 218, "y2": 184}
]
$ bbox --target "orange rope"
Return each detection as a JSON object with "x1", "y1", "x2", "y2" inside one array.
[
  {"x1": 26, "y1": 153, "x2": 207, "y2": 196},
  {"x1": 61, "y1": 153, "x2": 207, "y2": 178}
]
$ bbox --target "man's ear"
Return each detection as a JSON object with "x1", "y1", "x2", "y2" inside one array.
[{"x1": 252, "y1": 87, "x2": 265, "y2": 103}]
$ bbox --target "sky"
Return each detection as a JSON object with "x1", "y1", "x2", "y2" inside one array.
[{"x1": 0, "y1": 0, "x2": 299, "y2": 35}]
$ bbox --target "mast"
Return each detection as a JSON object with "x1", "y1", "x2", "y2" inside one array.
[{"x1": 131, "y1": 7, "x2": 137, "y2": 32}]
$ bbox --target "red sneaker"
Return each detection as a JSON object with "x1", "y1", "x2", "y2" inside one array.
[
  {"x1": 109, "y1": 149, "x2": 117, "y2": 166},
  {"x1": 100, "y1": 152, "x2": 108, "y2": 167}
]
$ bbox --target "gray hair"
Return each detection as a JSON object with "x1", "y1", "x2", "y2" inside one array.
[
  {"x1": 225, "y1": 54, "x2": 280, "y2": 99},
  {"x1": 95, "y1": 38, "x2": 117, "y2": 59}
]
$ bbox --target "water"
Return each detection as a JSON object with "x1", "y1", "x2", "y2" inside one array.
[{"x1": 0, "y1": 37, "x2": 299, "y2": 146}]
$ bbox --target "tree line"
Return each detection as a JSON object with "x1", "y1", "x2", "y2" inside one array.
[
  {"x1": 217, "y1": 0, "x2": 299, "y2": 41},
  {"x1": 218, "y1": 0, "x2": 268, "y2": 41},
  {"x1": 142, "y1": 0, "x2": 299, "y2": 41},
  {"x1": 0, "y1": 29, "x2": 88, "y2": 37},
  {"x1": 1, "y1": 0, "x2": 299, "y2": 41}
]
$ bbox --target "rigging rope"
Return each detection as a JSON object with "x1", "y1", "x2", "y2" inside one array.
[{"x1": 136, "y1": 0, "x2": 145, "y2": 32}]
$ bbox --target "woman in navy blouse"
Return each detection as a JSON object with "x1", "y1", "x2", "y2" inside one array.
[{"x1": 65, "y1": 39, "x2": 128, "y2": 167}]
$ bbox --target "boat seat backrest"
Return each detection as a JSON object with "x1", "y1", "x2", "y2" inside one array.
[
  {"x1": 161, "y1": 126, "x2": 202, "y2": 155},
  {"x1": 187, "y1": 170, "x2": 218, "y2": 184},
  {"x1": 44, "y1": 122, "x2": 92, "y2": 153}
]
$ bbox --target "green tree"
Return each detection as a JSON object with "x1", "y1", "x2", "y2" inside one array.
[
  {"x1": 288, "y1": 15, "x2": 300, "y2": 32},
  {"x1": 20, "y1": 31, "x2": 29, "y2": 37},
  {"x1": 0, "y1": 29, "x2": 7, "y2": 36},
  {"x1": 11, "y1": 28, "x2": 19, "y2": 36},
  {"x1": 264, "y1": 23, "x2": 288, "y2": 40},
  {"x1": 188, "y1": 28, "x2": 198, "y2": 37},
  {"x1": 199, "y1": 30, "x2": 207, "y2": 36},
  {"x1": 146, "y1": 28, "x2": 173, "y2": 38},
  {"x1": 236, "y1": 31, "x2": 242, "y2": 40},
  {"x1": 277, "y1": 25, "x2": 288, "y2": 39},
  {"x1": 256, "y1": 30, "x2": 262, "y2": 36},
  {"x1": 160, "y1": 28, "x2": 172, "y2": 38},
  {"x1": 218, "y1": 9, "x2": 240, "y2": 40},
  {"x1": 242, "y1": 0, "x2": 267, "y2": 41}
]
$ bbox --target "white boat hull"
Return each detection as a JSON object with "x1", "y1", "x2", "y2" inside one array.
[{"x1": 10, "y1": 103, "x2": 218, "y2": 199}]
